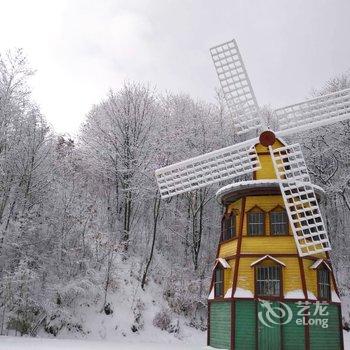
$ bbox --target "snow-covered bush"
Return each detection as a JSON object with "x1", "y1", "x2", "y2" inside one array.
[
  {"x1": 131, "y1": 298, "x2": 145, "y2": 333},
  {"x1": 153, "y1": 310, "x2": 172, "y2": 331}
]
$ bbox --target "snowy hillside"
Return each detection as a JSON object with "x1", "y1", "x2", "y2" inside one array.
[{"x1": 32, "y1": 256, "x2": 206, "y2": 344}]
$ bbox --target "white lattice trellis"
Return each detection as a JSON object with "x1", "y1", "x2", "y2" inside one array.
[
  {"x1": 269, "y1": 144, "x2": 331, "y2": 257},
  {"x1": 275, "y1": 88, "x2": 350, "y2": 136},
  {"x1": 156, "y1": 140, "x2": 261, "y2": 199},
  {"x1": 210, "y1": 39, "x2": 261, "y2": 134}
]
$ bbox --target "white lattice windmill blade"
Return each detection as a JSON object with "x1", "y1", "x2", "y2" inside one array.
[
  {"x1": 275, "y1": 88, "x2": 350, "y2": 137},
  {"x1": 210, "y1": 39, "x2": 262, "y2": 135},
  {"x1": 155, "y1": 138, "x2": 261, "y2": 199},
  {"x1": 269, "y1": 143, "x2": 331, "y2": 257}
]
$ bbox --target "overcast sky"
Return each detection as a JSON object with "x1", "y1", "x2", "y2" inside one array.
[{"x1": 0, "y1": 0, "x2": 349, "y2": 135}]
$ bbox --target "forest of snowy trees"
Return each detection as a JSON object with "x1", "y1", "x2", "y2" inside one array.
[{"x1": 0, "y1": 50, "x2": 349, "y2": 337}]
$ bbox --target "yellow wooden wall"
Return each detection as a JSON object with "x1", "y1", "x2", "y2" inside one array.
[
  {"x1": 224, "y1": 260, "x2": 235, "y2": 295},
  {"x1": 225, "y1": 256, "x2": 336, "y2": 297},
  {"x1": 219, "y1": 192, "x2": 335, "y2": 297},
  {"x1": 240, "y1": 236, "x2": 297, "y2": 254},
  {"x1": 227, "y1": 198, "x2": 242, "y2": 214},
  {"x1": 254, "y1": 139, "x2": 284, "y2": 180},
  {"x1": 280, "y1": 257, "x2": 304, "y2": 293},
  {"x1": 219, "y1": 239, "x2": 238, "y2": 258},
  {"x1": 241, "y1": 195, "x2": 292, "y2": 236},
  {"x1": 303, "y1": 259, "x2": 317, "y2": 297},
  {"x1": 215, "y1": 137, "x2": 337, "y2": 299},
  {"x1": 236, "y1": 257, "x2": 255, "y2": 291},
  {"x1": 235, "y1": 257, "x2": 304, "y2": 293},
  {"x1": 227, "y1": 194, "x2": 293, "y2": 241}
]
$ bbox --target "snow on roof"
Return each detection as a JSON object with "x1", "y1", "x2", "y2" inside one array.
[
  {"x1": 250, "y1": 255, "x2": 286, "y2": 267},
  {"x1": 216, "y1": 179, "x2": 325, "y2": 204},
  {"x1": 331, "y1": 290, "x2": 341, "y2": 303},
  {"x1": 285, "y1": 288, "x2": 339, "y2": 302},
  {"x1": 213, "y1": 258, "x2": 231, "y2": 270},
  {"x1": 284, "y1": 289, "x2": 306, "y2": 299},
  {"x1": 234, "y1": 287, "x2": 254, "y2": 298},
  {"x1": 309, "y1": 259, "x2": 332, "y2": 271},
  {"x1": 224, "y1": 288, "x2": 232, "y2": 298},
  {"x1": 307, "y1": 291, "x2": 317, "y2": 300}
]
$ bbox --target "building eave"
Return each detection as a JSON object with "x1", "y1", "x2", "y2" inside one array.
[
  {"x1": 250, "y1": 254, "x2": 286, "y2": 267},
  {"x1": 216, "y1": 179, "x2": 325, "y2": 205}
]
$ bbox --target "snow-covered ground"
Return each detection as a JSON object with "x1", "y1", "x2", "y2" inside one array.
[
  {"x1": 0, "y1": 336, "x2": 208, "y2": 350},
  {"x1": 0, "y1": 333, "x2": 349, "y2": 350},
  {"x1": 1, "y1": 280, "x2": 349, "y2": 350},
  {"x1": 6, "y1": 254, "x2": 206, "y2": 346},
  {"x1": 345, "y1": 331, "x2": 350, "y2": 349}
]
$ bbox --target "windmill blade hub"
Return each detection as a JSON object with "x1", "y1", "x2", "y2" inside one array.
[{"x1": 259, "y1": 130, "x2": 276, "y2": 147}]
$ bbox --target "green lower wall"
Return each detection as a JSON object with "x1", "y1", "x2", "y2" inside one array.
[
  {"x1": 257, "y1": 301, "x2": 281, "y2": 350},
  {"x1": 282, "y1": 302, "x2": 306, "y2": 350},
  {"x1": 310, "y1": 303, "x2": 342, "y2": 350},
  {"x1": 209, "y1": 301, "x2": 231, "y2": 349},
  {"x1": 235, "y1": 300, "x2": 256, "y2": 350},
  {"x1": 209, "y1": 300, "x2": 342, "y2": 350}
]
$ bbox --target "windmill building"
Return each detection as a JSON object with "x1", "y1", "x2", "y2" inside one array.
[
  {"x1": 207, "y1": 137, "x2": 343, "y2": 350},
  {"x1": 154, "y1": 38, "x2": 349, "y2": 350}
]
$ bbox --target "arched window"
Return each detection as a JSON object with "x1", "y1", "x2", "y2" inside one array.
[
  {"x1": 247, "y1": 206, "x2": 265, "y2": 236},
  {"x1": 222, "y1": 212, "x2": 236, "y2": 241},
  {"x1": 269, "y1": 206, "x2": 289, "y2": 235}
]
